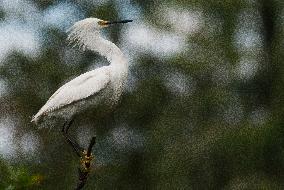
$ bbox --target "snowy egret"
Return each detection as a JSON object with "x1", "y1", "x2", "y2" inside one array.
[
  {"x1": 31, "y1": 18, "x2": 132, "y2": 188},
  {"x1": 31, "y1": 18, "x2": 132, "y2": 125}
]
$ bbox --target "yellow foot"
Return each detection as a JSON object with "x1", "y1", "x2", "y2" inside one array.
[{"x1": 80, "y1": 150, "x2": 95, "y2": 172}]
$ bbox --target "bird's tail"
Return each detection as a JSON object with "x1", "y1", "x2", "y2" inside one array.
[
  {"x1": 31, "y1": 113, "x2": 42, "y2": 125},
  {"x1": 31, "y1": 116, "x2": 38, "y2": 125}
]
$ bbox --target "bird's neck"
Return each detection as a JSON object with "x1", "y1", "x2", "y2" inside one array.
[
  {"x1": 85, "y1": 33, "x2": 128, "y2": 90},
  {"x1": 86, "y1": 33, "x2": 127, "y2": 68}
]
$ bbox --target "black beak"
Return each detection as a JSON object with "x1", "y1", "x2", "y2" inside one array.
[{"x1": 105, "y1": 20, "x2": 133, "y2": 25}]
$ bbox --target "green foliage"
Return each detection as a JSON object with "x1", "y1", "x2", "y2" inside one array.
[{"x1": 0, "y1": 159, "x2": 43, "y2": 189}]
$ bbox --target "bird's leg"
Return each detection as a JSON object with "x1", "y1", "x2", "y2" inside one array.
[
  {"x1": 61, "y1": 119, "x2": 97, "y2": 190},
  {"x1": 62, "y1": 119, "x2": 84, "y2": 157}
]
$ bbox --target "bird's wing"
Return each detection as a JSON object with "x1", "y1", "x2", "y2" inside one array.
[{"x1": 34, "y1": 66, "x2": 111, "y2": 118}]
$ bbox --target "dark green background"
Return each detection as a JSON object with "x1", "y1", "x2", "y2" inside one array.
[{"x1": 0, "y1": 0, "x2": 284, "y2": 189}]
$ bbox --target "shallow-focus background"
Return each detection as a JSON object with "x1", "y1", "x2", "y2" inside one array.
[{"x1": 0, "y1": 0, "x2": 284, "y2": 189}]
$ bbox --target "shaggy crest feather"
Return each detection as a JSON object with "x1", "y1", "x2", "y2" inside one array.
[{"x1": 67, "y1": 18, "x2": 101, "y2": 51}]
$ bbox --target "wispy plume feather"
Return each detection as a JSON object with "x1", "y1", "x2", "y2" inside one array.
[{"x1": 66, "y1": 19, "x2": 99, "y2": 51}]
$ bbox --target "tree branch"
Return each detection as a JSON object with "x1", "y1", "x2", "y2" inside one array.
[{"x1": 75, "y1": 137, "x2": 96, "y2": 190}]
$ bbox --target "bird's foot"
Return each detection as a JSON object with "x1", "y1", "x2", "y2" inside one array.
[
  {"x1": 80, "y1": 150, "x2": 95, "y2": 172},
  {"x1": 76, "y1": 137, "x2": 96, "y2": 190}
]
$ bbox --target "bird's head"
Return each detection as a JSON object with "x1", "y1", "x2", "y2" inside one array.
[
  {"x1": 68, "y1": 17, "x2": 132, "y2": 32},
  {"x1": 67, "y1": 17, "x2": 132, "y2": 50}
]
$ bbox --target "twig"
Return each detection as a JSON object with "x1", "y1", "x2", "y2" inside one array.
[{"x1": 75, "y1": 137, "x2": 96, "y2": 190}]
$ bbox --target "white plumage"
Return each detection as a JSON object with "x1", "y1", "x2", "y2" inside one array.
[{"x1": 31, "y1": 18, "x2": 131, "y2": 125}]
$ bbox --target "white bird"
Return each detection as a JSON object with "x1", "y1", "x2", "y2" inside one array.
[{"x1": 31, "y1": 18, "x2": 132, "y2": 125}]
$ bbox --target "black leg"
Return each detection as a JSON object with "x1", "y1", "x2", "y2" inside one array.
[
  {"x1": 62, "y1": 119, "x2": 84, "y2": 157},
  {"x1": 61, "y1": 119, "x2": 97, "y2": 190}
]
